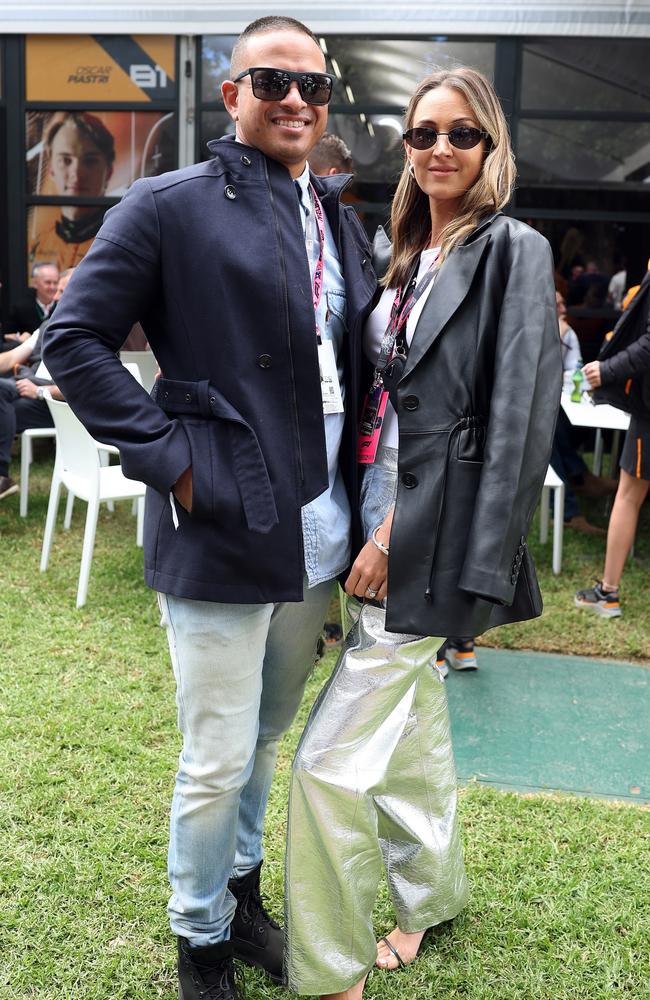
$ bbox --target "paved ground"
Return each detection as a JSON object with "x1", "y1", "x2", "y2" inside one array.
[{"x1": 446, "y1": 648, "x2": 649, "y2": 803}]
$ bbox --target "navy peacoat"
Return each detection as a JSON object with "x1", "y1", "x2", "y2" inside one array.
[{"x1": 44, "y1": 135, "x2": 376, "y2": 604}]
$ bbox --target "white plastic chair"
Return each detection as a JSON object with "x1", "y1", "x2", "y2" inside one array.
[
  {"x1": 40, "y1": 392, "x2": 146, "y2": 608},
  {"x1": 20, "y1": 426, "x2": 56, "y2": 517},
  {"x1": 18, "y1": 364, "x2": 142, "y2": 518},
  {"x1": 119, "y1": 350, "x2": 159, "y2": 392},
  {"x1": 63, "y1": 361, "x2": 143, "y2": 522},
  {"x1": 539, "y1": 465, "x2": 565, "y2": 575}
]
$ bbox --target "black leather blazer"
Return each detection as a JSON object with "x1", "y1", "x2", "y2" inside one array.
[{"x1": 372, "y1": 213, "x2": 562, "y2": 637}]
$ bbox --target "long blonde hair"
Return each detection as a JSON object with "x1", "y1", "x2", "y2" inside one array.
[{"x1": 384, "y1": 67, "x2": 516, "y2": 289}]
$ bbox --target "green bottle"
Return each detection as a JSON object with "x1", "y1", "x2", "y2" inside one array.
[{"x1": 571, "y1": 369, "x2": 582, "y2": 402}]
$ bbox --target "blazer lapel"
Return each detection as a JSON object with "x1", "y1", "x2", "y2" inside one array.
[{"x1": 402, "y1": 232, "x2": 491, "y2": 378}]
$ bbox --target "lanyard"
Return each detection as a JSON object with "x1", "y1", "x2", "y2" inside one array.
[
  {"x1": 305, "y1": 183, "x2": 326, "y2": 342},
  {"x1": 372, "y1": 256, "x2": 438, "y2": 385}
]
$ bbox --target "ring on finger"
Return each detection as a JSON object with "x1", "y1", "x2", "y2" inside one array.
[{"x1": 366, "y1": 586, "x2": 378, "y2": 599}]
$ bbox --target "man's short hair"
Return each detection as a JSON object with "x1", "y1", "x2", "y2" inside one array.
[
  {"x1": 230, "y1": 16, "x2": 321, "y2": 77},
  {"x1": 32, "y1": 261, "x2": 58, "y2": 278},
  {"x1": 309, "y1": 133, "x2": 354, "y2": 174}
]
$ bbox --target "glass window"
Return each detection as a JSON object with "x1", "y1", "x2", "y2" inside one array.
[
  {"x1": 517, "y1": 119, "x2": 650, "y2": 185},
  {"x1": 26, "y1": 110, "x2": 177, "y2": 197},
  {"x1": 521, "y1": 39, "x2": 650, "y2": 113},
  {"x1": 327, "y1": 112, "x2": 404, "y2": 185},
  {"x1": 322, "y1": 38, "x2": 495, "y2": 108},
  {"x1": 199, "y1": 111, "x2": 236, "y2": 160},
  {"x1": 201, "y1": 36, "x2": 236, "y2": 102},
  {"x1": 26, "y1": 110, "x2": 176, "y2": 274}
]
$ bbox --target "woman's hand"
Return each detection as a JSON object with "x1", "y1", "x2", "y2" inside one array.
[{"x1": 344, "y1": 509, "x2": 393, "y2": 602}]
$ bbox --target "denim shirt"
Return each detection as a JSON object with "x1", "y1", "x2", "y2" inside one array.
[{"x1": 295, "y1": 164, "x2": 351, "y2": 587}]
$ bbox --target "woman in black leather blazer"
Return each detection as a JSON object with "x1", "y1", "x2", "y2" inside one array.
[{"x1": 286, "y1": 68, "x2": 561, "y2": 1000}]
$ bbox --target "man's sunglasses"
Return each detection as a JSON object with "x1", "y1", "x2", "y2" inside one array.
[
  {"x1": 403, "y1": 126, "x2": 490, "y2": 150},
  {"x1": 233, "y1": 67, "x2": 334, "y2": 106}
]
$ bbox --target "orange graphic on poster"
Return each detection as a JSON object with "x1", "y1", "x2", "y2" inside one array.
[{"x1": 26, "y1": 35, "x2": 175, "y2": 102}]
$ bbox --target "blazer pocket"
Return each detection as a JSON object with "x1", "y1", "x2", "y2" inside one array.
[{"x1": 457, "y1": 423, "x2": 486, "y2": 463}]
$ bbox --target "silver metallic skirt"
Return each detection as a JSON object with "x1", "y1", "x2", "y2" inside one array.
[{"x1": 285, "y1": 593, "x2": 469, "y2": 994}]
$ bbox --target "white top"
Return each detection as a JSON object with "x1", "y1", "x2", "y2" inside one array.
[
  {"x1": 363, "y1": 248, "x2": 440, "y2": 450},
  {"x1": 560, "y1": 324, "x2": 582, "y2": 372}
]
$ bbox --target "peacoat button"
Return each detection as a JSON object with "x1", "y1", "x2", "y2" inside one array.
[
  {"x1": 401, "y1": 473, "x2": 418, "y2": 489},
  {"x1": 258, "y1": 354, "x2": 272, "y2": 368},
  {"x1": 185, "y1": 393, "x2": 192, "y2": 402},
  {"x1": 225, "y1": 184, "x2": 236, "y2": 199},
  {"x1": 403, "y1": 395, "x2": 419, "y2": 411},
  {"x1": 240, "y1": 155, "x2": 251, "y2": 165}
]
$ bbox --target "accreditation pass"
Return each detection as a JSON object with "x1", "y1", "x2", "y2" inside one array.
[{"x1": 318, "y1": 340, "x2": 344, "y2": 414}]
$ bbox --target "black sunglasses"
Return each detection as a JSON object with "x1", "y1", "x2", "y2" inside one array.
[
  {"x1": 403, "y1": 126, "x2": 490, "y2": 150},
  {"x1": 233, "y1": 67, "x2": 334, "y2": 106}
]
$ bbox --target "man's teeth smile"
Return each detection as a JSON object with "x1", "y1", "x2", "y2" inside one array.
[{"x1": 274, "y1": 119, "x2": 307, "y2": 128}]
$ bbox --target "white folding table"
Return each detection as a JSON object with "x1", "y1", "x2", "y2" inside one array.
[{"x1": 560, "y1": 394, "x2": 630, "y2": 476}]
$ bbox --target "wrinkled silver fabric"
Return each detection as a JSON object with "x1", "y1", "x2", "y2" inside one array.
[{"x1": 286, "y1": 594, "x2": 468, "y2": 995}]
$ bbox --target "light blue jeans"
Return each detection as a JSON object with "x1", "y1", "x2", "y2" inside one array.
[
  {"x1": 158, "y1": 578, "x2": 333, "y2": 946},
  {"x1": 360, "y1": 444, "x2": 398, "y2": 543}
]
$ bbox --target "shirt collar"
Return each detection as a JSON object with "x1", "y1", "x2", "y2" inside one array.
[{"x1": 294, "y1": 162, "x2": 311, "y2": 207}]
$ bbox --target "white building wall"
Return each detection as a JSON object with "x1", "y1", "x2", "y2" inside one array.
[{"x1": 1, "y1": 0, "x2": 650, "y2": 37}]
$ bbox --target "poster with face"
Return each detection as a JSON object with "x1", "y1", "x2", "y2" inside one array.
[{"x1": 26, "y1": 110, "x2": 176, "y2": 274}]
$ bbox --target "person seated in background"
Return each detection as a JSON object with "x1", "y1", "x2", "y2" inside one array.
[
  {"x1": 567, "y1": 259, "x2": 609, "y2": 308},
  {"x1": 575, "y1": 265, "x2": 650, "y2": 619},
  {"x1": 3, "y1": 262, "x2": 59, "y2": 348},
  {"x1": 552, "y1": 290, "x2": 617, "y2": 536},
  {"x1": 0, "y1": 269, "x2": 72, "y2": 501},
  {"x1": 0, "y1": 332, "x2": 39, "y2": 378},
  {"x1": 608, "y1": 258, "x2": 627, "y2": 312}
]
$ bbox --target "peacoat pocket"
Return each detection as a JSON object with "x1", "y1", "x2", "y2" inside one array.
[{"x1": 179, "y1": 417, "x2": 244, "y2": 524}]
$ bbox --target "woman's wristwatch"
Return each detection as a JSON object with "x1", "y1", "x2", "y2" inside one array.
[{"x1": 371, "y1": 526, "x2": 389, "y2": 556}]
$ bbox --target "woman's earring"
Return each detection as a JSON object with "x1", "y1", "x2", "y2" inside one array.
[{"x1": 408, "y1": 161, "x2": 415, "y2": 178}]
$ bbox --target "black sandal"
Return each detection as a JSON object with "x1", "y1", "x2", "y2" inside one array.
[{"x1": 378, "y1": 936, "x2": 405, "y2": 969}]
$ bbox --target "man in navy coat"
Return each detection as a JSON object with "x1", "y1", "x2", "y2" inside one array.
[{"x1": 44, "y1": 15, "x2": 375, "y2": 999}]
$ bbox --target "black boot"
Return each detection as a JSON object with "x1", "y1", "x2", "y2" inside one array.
[
  {"x1": 228, "y1": 862, "x2": 284, "y2": 984},
  {"x1": 177, "y1": 937, "x2": 242, "y2": 1000}
]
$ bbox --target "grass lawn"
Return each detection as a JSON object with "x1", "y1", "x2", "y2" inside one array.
[{"x1": 1, "y1": 451, "x2": 649, "y2": 999}]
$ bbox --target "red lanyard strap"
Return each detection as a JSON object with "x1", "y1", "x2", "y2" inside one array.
[
  {"x1": 373, "y1": 256, "x2": 438, "y2": 381},
  {"x1": 308, "y1": 184, "x2": 326, "y2": 338}
]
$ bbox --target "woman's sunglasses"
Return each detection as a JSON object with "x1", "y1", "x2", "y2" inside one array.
[
  {"x1": 233, "y1": 67, "x2": 334, "y2": 106},
  {"x1": 403, "y1": 126, "x2": 490, "y2": 150}
]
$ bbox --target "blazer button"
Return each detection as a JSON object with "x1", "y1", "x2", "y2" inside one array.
[
  {"x1": 401, "y1": 473, "x2": 418, "y2": 489},
  {"x1": 258, "y1": 354, "x2": 272, "y2": 368},
  {"x1": 403, "y1": 395, "x2": 419, "y2": 411},
  {"x1": 225, "y1": 184, "x2": 236, "y2": 199}
]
